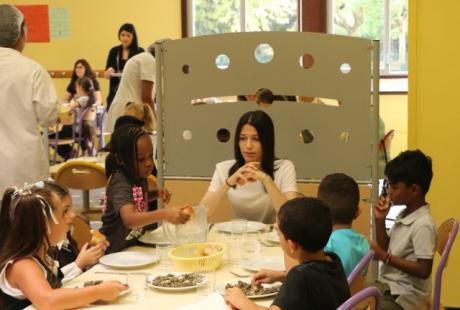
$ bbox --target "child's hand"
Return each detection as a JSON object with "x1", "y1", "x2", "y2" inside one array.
[
  {"x1": 224, "y1": 287, "x2": 253, "y2": 310},
  {"x1": 75, "y1": 242, "x2": 108, "y2": 270},
  {"x1": 370, "y1": 240, "x2": 388, "y2": 261},
  {"x1": 97, "y1": 281, "x2": 128, "y2": 301},
  {"x1": 251, "y1": 268, "x2": 285, "y2": 286},
  {"x1": 162, "y1": 206, "x2": 190, "y2": 224},
  {"x1": 159, "y1": 188, "x2": 171, "y2": 204},
  {"x1": 374, "y1": 196, "x2": 390, "y2": 220}
]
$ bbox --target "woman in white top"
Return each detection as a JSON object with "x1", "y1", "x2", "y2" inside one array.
[{"x1": 201, "y1": 110, "x2": 298, "y2": 224}]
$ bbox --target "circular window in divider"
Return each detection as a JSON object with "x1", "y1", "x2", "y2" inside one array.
[
  {"x1": 340, "y1": 131, "x2": 351, "y2": 143},
  {"x1": 215, "y1": 54, "x2": 230, "y2": 70},
  {"x1": 340, "y1": 63, "x2": 351, "y2": 74},
  {"x1": 299, "y1": 129, "x2": 314, "y2": 144},
  {"x1": 182, "y1": 64, "x2": 191, "y2": 74},
  {"x1": 299, "y1": 53, "x2": 314, "y2": 69},
  {"x1": 182, "y1": 129, "x2": 192, "y2": 141},
  {"x1": 255, "y1": 43, "x2": 274, "y2": 64},
  {"x1": 217, "y1": 128, "x2": 231, "y2": 143}
]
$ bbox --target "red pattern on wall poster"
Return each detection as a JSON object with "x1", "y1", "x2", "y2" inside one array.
[{"x1": 16, "y1": 5, "x2": 50, "y2": 43}]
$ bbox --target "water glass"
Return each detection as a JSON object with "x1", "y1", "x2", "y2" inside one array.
[
  {"x1": 126, "y1": 273, "x2": 147, "y2": 301},
  {"x1": 231, "y1": 219, "x2": 248, "y2": 241},
  {"x1": 156, "y1": 243, "x2": 173, "y2": 270},
  {"x1": 96, "y1": 151, "x2": 108, "y2": 164},
  {"x1": 227, "y1": 241, "x2": 244, "y2": 264},
  {"x1": 244, "y1": 233, "x2": 261, "y2": 259},
  {"x1": 195, "y1": 270, "x2": 216, "y2": 296}
]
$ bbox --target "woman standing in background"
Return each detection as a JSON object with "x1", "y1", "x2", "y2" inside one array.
[{"x1": 104, "y1": 23, "x2": 143, "y2": 110}]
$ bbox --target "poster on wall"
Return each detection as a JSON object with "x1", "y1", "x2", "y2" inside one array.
[
  {"x1": 50, "y1": 7, "x2": 70, "y2": 40},
  {"x1": 16, "y1": 5, "x2": 50, "y2": 43}
]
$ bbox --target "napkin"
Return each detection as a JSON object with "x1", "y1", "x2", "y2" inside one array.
[{"x1": 176, "y1": 292, "x2": 230, "y2": 310}]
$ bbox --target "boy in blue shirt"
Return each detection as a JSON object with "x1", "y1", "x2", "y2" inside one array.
[
  {"x1": 318, "y1": 173, "x2": 370, "y2": 277},
  {"x1": 371, "y1": 149, "x2": 437, "y2": 309},
  {"x1": 224, "y1": 197, "x2": 350, "y2": 310}
]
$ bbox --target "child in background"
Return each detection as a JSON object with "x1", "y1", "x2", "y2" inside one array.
[
  {"x1": 318, "y1": 173, "x2": 370, "y2": 277},
  {"x1": 0, "y1": 186, "x2": 126, "y2": 309},
  {"x1": 100, "y1": 124, "x2": 190, "y2": 253},
  {"x1": 371, "y1": 149, "x2": 437, "y2": 309},
  {"x1": 225, "y1": 197, "x2": 350, "y2": 310},
  {"x1": 33, "y1": 180, "x2": 108, "y2": 282},
  {"x1": 72, "y1": 76, "x2": 98, "y2": 155},
  {"x1": 124, "y1": 101, "x2": 156, "y2": 132}
]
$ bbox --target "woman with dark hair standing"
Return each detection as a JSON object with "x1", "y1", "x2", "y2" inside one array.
[
  {"x1": 104, "y1": 23, "x2": 144, "y2": 110},
  {"x1": 64, "y1": 59, "x2": 102, "y2": 104},
  {"x1": 201, "y1": 110, "x2": 298, "y2": 224}
]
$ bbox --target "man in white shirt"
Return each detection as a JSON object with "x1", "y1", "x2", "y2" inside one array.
[
  {"x1": 0, "y1": 4, "x2": 58, "y2": 193},
  {"x1": 105, "y1": 44, "x2": 156, "y2": 133}
]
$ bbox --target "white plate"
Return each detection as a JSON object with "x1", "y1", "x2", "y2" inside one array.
[
  {"x1": 99, "y1": 251, "x2": 159, "y2": 268},
  {"x1": 216, "y1": 280, "x2": 281, "y2": 299},
  {"x1": 263, "y1": 231, "x2": 280, "y2": 244},
  {"x1": 241, "y1": 257, "x2": 285, "y2": 272},
  {"x1": 147, "y1": 272, "x2": 207, "y2": 291},
  {"x1": 68, "y1": 282, "x2": 131, "y2": 297},
  {"x1": 138, "y1": 230, "x2": 171, "y2": 245},
  {"x1": 214, "y1": 221, "x2": 266, "y2": 233}
]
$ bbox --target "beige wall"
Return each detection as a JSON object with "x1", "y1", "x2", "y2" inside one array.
[
  {"x1": 381, "y1": 94, "x2": 408, "y2": 159},
  {"x1": 9, "y1": 0, "x2": 182, "y2": 101},
  {"x1": 409, "y1": 0, "x2": 460, "y2": 307}
]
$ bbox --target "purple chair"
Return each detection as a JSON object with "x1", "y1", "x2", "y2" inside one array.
[
  {"x1": 347, "y1": 249, "x2": 375, "y2": 286},
  {"x1": 337, "y1": 286, "x2": 381, "y2": 310},
  {"x1": 431, "y1": 218, "x2": 459, "y2": 310}
]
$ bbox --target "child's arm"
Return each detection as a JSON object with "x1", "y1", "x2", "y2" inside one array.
[
  {"x1": 75, "y1": 242, "x2": 108, "y2": 270},
  {"x1": 371, "y1": 241, "x2": 433, "y2": 278},
  {"x1": 8, "y1": 258, "x2": 127, "y2": 309},
  {"x1": 252, "y1": 269, "x2": 287, "y2": 286},
  {"x1": 119, "y1": 203, "x2": 190, "y2": 229},
  {"x1": 225, "y1": 287, "x2": 279, "y2": 310},
  {"x1": 374, "y1": 196, "x2": 391, "y2": 250}
]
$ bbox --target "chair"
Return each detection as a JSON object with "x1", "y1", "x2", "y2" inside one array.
[
  {"x1": 348, "y1": 249, "x2": 375, "y2": 286},
  {"x1": 429, "y1": 218, "x2": 459, "y2": 310},
  {"x1": 54, "y1": 160, "x2": 106, "y2": 221},
  {"x1": 337, "y1": 286, "x2": 382, "y2": 310},
  {"x1": 379, "y1": 129, "x2": 396, "y2": 163},
  {"x1": 348, "y1": 250, "x2": 375, "y2": 296},
  {"x1": 49, "y1": 109, "x2": 76, "y2": 163},
  {"x1": 71, "y1": 213, "x2": 92, "y2": 251}
]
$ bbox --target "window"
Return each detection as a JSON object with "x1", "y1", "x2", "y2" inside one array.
[
  {"x1": 187, "y1": 0, "x2": 299, "y2": 36},
  {"x1": 329, "y1": 0, "x2": 408, "y2": 75}
]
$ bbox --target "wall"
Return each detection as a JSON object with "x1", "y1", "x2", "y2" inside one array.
[
  {"x1": 409, "y1": 0, "x2": 460, "y2": 307},
  {"x1": 9, "y1": 0, "x2": 182, "y2": 101}
]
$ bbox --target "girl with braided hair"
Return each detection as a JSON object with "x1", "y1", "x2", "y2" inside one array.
[{"x1": 100, "y1": 124, "x2": 190, "y2": 253}]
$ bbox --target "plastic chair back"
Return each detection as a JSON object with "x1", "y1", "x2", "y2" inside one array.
[{"x1": 337, "y1": 286, "x2": 381, "y2": 310}]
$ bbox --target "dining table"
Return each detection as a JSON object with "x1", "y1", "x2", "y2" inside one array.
[{"x1": 26, "y1": 224, "x2": 284, "y2": 310}]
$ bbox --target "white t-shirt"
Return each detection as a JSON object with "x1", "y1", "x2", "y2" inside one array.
[
  {"x1": 208, "y1": 159, "x2": 297, "y2": 223},
  {"x1": 105, "y1": 52, "x2": 156, "y2": 132}
]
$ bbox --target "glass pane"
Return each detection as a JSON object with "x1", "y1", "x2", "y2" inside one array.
[
  {"x1": 193, "y1": 0, "x2": 240, "y2": 35},
  {"x1": 246, "y1": 0, "x2": 298, "y2": 31},
  {"x1": 332, "y1": 0, "x2": 385, "y2": 69},
  {"x1": 389, "y1": 0, "x2": 408, "y2": 72}
]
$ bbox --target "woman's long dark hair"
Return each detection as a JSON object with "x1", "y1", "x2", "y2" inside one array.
[
  {"x1": 105, "y1": 124, "x2": 149, "y2": 186},
  {"x1": 0, "y1": 187, "x2": 55, "y2": 272},
  {"x1": 76, "y1": 76, "x2": 96, "y2": 108},
  {"x1": 229, "y1": 110, "x2": 276, "y2": 179},
  {"x1": 70, "y1": 59, "x2": 95, "y2": 88},
  {"x1": 118, "y1": 23, "x2": 140, "y2": 55}
]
